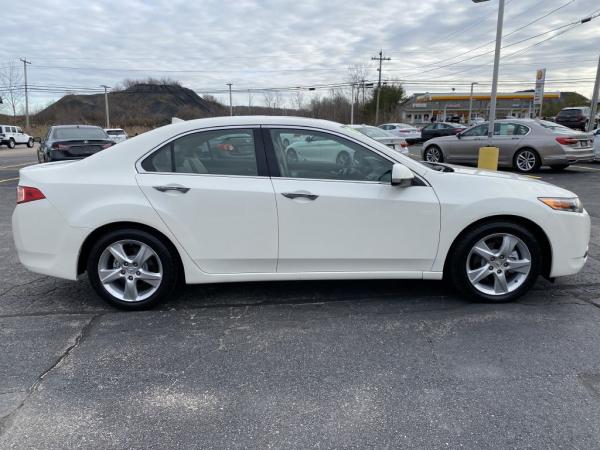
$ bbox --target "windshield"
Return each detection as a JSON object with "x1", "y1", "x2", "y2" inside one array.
[
  {"x1": 557, "y1": 109, "x2": 582, "y2": 117},
  {"x1": 106, "y1": 129, "x2": 125, "y2": 135},
  {"x1": 537, "y1": 120, "x2": 581, "y2": 135},
  {"x1": 53, "y1": 127, "x2": 108, "y2": 140}
]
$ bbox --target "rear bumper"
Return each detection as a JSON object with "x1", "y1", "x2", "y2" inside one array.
[
  {"x1": 12, "y1": 200, "x2": 89, "y2": 280},
  {"x1": 544, "y1": 150, "x2": 594, "y2": 165},
  {"x1": 49, "y1": 150, "x2": 98, "y2": 161}
]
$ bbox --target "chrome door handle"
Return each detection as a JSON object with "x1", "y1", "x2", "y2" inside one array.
[
  {"x1": 282, "y1": 192, "x2": 318, "y2": 200},
  {"x1": 153, "y1": 185, "x2": 190, "y2": 193}
]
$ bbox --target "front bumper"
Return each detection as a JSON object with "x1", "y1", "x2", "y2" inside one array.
[{"x1": 546, "y1": 209, "x2": 591, "y2": 278}]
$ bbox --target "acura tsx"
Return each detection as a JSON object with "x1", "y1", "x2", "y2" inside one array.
[{"x1": 12, "y1": 116, "x2": 590, "y2": 309}]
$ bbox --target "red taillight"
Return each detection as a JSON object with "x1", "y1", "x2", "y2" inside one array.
[
  {"x1": 101, "y1": 143, "x2": 113, "y2": 149},
  {"x1": 556, "y1": 136, "x2": 578, "y2": 145},
  {"x1": 400, "y1": 142, "x2": 408, "y2": 147},
  {"x1": 399, "y1": 129, "x2": 412, "y2": 133},
  {"x1": 51, "y1": 143, "x2": 70, "y2": 150},
  {"x1": 16, "y1": 186, "x2": 46, "y2": 204},
  {"x1": 217, "y1": 143, "x2": 234, "y2": 151}
]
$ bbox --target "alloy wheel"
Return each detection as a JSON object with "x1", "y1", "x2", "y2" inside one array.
[
  {"x1": 466, "y1": 233, "x2": 532, "y2": 296},
  {"x1": 515, "y1": 150, "x2": 537, "y2": 172},
  {"x1": 97, "y1": 239, "x2": 163, "y2": 302},
  {"x1": 425, "y1": 147, "x2": 441, "y2": 162}
]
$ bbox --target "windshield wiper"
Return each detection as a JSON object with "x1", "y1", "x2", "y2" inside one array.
[{"x1": 423, "y1": 162, "x2": 454, "y2": 172}]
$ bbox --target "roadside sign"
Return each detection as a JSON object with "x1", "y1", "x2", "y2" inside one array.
[{"x1": 533, "y1": 68, "x2": 546, "y2": 106}]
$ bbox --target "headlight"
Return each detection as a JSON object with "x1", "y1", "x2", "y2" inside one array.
[{"x1": 538, "y1": 197, "x2": 583, "y2": 213}]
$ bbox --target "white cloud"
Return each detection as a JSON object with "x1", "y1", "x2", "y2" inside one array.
[{"x1": 1, "y1": 0, "x2": 598, "y2": 108}]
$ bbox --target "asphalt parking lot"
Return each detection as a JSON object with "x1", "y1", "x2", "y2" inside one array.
[{"x1": 1, "y1": 146, "x2": 600, "y2": 448}]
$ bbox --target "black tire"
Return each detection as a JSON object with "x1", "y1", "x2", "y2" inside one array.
[
  {"x1": 513, "y1": 148, "x2": 541, "y2": 173},
  {"x1": 87, "y1": 228, "x2": 179, "y2": 310},
  {"x1": 336, "y1": 151, "x2": 351, "y2": 167},
  {"x1": 448, "y1": 221, "x2": 541, "y2": 303},
  {"x1": 423, "y1": 145, "x2": 444, "y2": 163},
  {"x1": 286, "y1": 148, "x2": 298, "y2": 163},
  {"x1": 37, "y1": 148, "x2": 44, "y2": 163},
  {"x1": 27, "y1": 138, "x2": 34, "y2": 148},
  {"x1": 7, "y1": 138, "x2": 15, "y2": 149},
  {"x1": 550, "y1": 164, "x2": 569, "y2": 171}
]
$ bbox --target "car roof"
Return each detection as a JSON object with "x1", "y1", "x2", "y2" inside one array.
[{"x1": 51, "y1": 124, "x2": 104, "y2": 129}]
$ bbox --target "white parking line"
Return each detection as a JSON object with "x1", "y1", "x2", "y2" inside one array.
[
  {"x1": 0, "y1": 162, "x2": 35, "y2": 170},
  {"x1": 570, "y1": 165, "x2": 600, "y2": 172}
]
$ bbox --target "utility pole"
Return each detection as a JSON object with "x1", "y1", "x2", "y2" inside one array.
[
  {"x1": 226, "y1": 83, "x2": 233, "y2": 116},
  {"x1": 371, "y1": 50, "x2": 390, "y2": 125},
  {"x1": 20, "y1": 58, "x2": 31, "y2": 129},
  {"x1": 468, "y1": 82, "x2": 478, "y2": 124},
  {"x1": 248, "y1": 89, "x2": 252, "y2": 114},
  {"x1": 588, "y1": 54, "x2": 600, "y2": 132},
  {"x1": 350, "y1": 83, "x2": 355, "y2": 124},
  {"x1": 100, "y1": 85, "x2": 110, "y2": 128}
]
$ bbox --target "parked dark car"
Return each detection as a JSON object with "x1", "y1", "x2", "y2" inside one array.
[
  {"x1": 555, "y1": 107, "x2": 595, "y2": 131},
  {"x1": 420, "y1": 122, "x2": 467, "y2": 142},
  {"x1": 36, "y1": 125, "x2": 115, "y2": 163}
]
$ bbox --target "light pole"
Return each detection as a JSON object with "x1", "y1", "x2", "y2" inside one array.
[
  {"x1": 100, "y1": 85, "x2": 110, "y2": 129},
  {"x1": 20, "y1": 58, "x2": 31, "y2": 129},
  {"x1": 473, "y1": 0, "x2": 505, "y2": 140},
  {"x1": 226, "y1": 83, "x2": 233, "y2": 116},
  {"x1": 588, "y1": 54, "x2": 600, "y2": 132},
  {"x1": 468, "y1": 82, "x2": 479, "y2": 125}
]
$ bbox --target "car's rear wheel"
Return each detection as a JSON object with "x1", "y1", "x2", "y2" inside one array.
[
  {"x1": 37, "y1": 148, "x2": 44, "y2": 163},
  {"x1": 87, "y1": 229, "x2": 179, "y2": 310},
  {"x1": 513, "y1": 148, "x2": 540, "y2": 173},
  {"x1": 550, "y1": 164, "x2": 569, "y2": 171},
  {"x1": 27, "y1": 138, "x2": 34, "y2": 148},
  {"x1": 449, "y1": 222, "x2": 541, "y2": 303},
  {"x1": 8, "y1": 138, "x2": 15, "y2": 149},
  {"x1": 424, "y1": 145, "x2": 443, "y2": 163}
]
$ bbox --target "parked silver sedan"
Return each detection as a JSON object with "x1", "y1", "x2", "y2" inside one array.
[
  {"x1": 422, "y1": 119, "x2": 595, "y2": 173},
  {"x1": 345, "y1": 125, "x2": 409, "y2": 154}
]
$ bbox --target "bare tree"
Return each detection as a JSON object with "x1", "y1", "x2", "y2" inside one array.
[
  {"x1": 292, "y1": 90, "x2": 305, "y2": 111},
  {"x1": 263, "y1": 91, "x2": 276, "y2": 111},
  {"x1": 0, "y1": 61, "x2": 24, "y2": 116}
]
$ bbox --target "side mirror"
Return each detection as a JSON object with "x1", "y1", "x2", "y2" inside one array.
[
  {"x1": 33, "y1": 137, "x2": 42, "y2": 143},
  {"x1": 391, "y1": 163, "x2": 414, "y2": 187}
]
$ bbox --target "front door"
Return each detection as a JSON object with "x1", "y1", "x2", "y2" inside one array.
[
  {"x1": 136, "y1": 127, "x2": 278, "y2": 274},
  {"x1": 265, "y1": 127, "x2": 440, "y2": 273}
]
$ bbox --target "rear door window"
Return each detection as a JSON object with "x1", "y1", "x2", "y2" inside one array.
[{"x1": 141, "y1": 128, "x2": 259, "y2": 176}]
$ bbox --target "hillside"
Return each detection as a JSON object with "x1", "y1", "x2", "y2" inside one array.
[{"x1": 33, "y1": 83, "x2": 224, "y2": 127}]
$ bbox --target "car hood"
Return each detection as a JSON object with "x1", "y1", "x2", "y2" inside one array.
[{"x1": 439, "y1": 164, "x2": 577, "y2": 197}]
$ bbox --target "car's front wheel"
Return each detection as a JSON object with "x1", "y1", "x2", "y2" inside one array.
[
  {"x1": 87, "y1": 229, "x2": 179, "y2": 310},
  {"x1": 423, "y1": 145, "x2": 444, "y2": 163},
  {"x1": 449, "y1": 222, "x2": 541, "y2": 303}
]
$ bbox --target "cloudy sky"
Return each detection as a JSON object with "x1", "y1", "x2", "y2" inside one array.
[{"x1": 1, "y1": 0, "x2": 599, "y2": 111}]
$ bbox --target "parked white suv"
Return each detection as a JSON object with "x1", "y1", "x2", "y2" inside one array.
[
  {"x1": 104, "y1": 128, "x2": 128, "y2": 143},
  {"x1": 0, "y1": 125, "x2": 34, "y2": 148}
]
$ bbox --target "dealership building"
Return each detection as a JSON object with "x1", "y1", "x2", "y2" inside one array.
[{"x1": 398, "y1": 91, "x2": 561, "y2": 125}]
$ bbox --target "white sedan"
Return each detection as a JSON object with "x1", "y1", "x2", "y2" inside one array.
[
  {"x1": 379, "y1": 122, "x2": 421, "y2": 142},
  {"x1": 12, "y1": 116, "x2": 590, "y2": 309}
]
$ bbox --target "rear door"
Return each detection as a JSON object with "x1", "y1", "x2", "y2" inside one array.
[
  {"x1": 136, "y1": 127, "x2": 279, "y2": 274},
  {"x1": 492, "y1": 122, "x2": 526, "y2": 165}
]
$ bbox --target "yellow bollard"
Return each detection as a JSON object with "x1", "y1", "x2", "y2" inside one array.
[{"x1": 478, "y1": 146, "x2": 499, "y2": 171}]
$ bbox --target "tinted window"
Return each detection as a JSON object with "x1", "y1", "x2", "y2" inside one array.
[
  {"x1": 462, "y1": 124, "x2": 488, "y2": 137},
  {"x1": 106, "y1": 129, "x2": 125, "y2": 135},
  {"x1": 494, "y1": 123, "x2": 520, "y2": 135},
  {"x1": 53, "y1": 127, "x2": 108, "y2": 140},
  {"x1": 11, "y1": 127, "x2": 17, "y2": 133},
  {"x1": 269, "y1": 129, "x2": 393, "y2": 182},
  {"x1": 141, "y1": 129, "x2": 258, "y2": 176},
  {"x1": 558, "y1": 109, "x2": 583, "y2": 117},
  {"x1": 422, "y1": 124, "x2": 433, "y2": 131}
]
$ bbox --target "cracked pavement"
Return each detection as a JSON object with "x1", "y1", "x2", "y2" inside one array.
[{"x1": 1, "y1": 147, "x2": 600, "y2": 448}]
